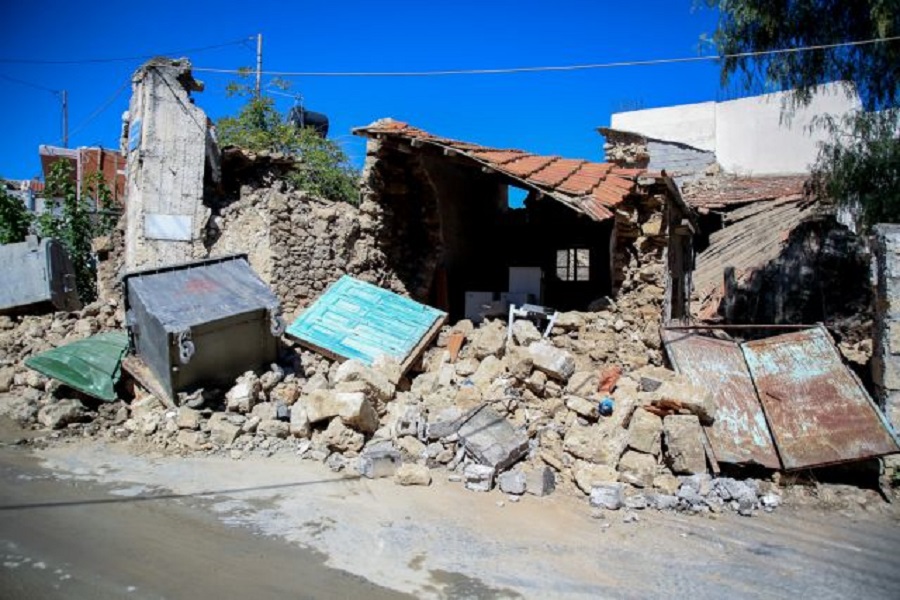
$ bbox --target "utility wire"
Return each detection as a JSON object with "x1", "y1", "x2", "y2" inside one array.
[
  {"x1": 0, "y1": 37, "x2": 253, "y2": 65},
  {"x1": 58, "y1": 78, "x2": 130, "y2": 145},
  {"x1": 0, "y1": 72, "x2": 59, "y2": 94},
  {"x1": 193, "y1": 35, "x2": 900, "y2": 77}
]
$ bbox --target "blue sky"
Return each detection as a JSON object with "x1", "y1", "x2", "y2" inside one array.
[{"x1": 0, "y1": 1, "x2": 728, "y2": 181}]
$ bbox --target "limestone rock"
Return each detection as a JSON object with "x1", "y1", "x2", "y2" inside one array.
[
  {"x1": 289, "y1": 404, "x2": 311, "y2": 438},
  {"x1": 471, "y1": 321, "x2": 506, "y2": 359},
  {"x1": 572, "y1": 460, "x2": 618, "y2": 495},
  {"x1": 177, "y1": 430, "x2": 209, "y2": 451},
  {"x1": 566, "y1": 371, "x2": 598, "y2": 397},
  {"x1": 618, "y1": 450, "x2": 657, "y2": 488},
  {"x1": 654, "y1": 376, "x2": 716, "y2": 425},
  {"x1": 529, "y1": 342, "x2": 575, "y2": 381},
  {"x1": 506, "y1": 346, "x2": 533, "y2": 380},
  {"x1": 653, "y1": 473, "x2": 681, "y2": 495},
  {"x1": 321, "y1": 418, "x2": 364, "y2": 454},
  {"x1": 394, "y1": 463, "x2": 432, "y2": 486},
  {"x1": 38, "y1": 398, "x2": 84, "y2": 429},
  {"x1": 664, "y1": 415, "x2": 707, "y2": 475},
  {"x1": 269, "y1": 381, "x2": 300, "y2": 406},
  {"x1": 498, "y1": 469, "x2": 527, "y2": 495},
  {"x1": 176, "y1": 406, "x2": 201, "y2": 430},
  {"x1": 590, "y1": 482, "x2": 624, "y2": 510},
  {"x1": 208, "y1": 413, "x2": 241, "y2": 446},
  {"x1": 0, "y1": 394, "x2": 37, "y2": 423},
  {"x1": 396, "y1": 435, "x2": 427, "y2": 460},
  {"x1": 563, "y1": 424, "x2": 622, "y2": 466},
  {"x1": 471, "y1": 355, "x2": 506, "y2": 389},
  {"x1": 0, "y1": 367, "x2": 14, "y2": 393},
  {"x1": 358, "y1": 448, "x2": 401, "y2": 479},
  {"x1": 334, "y1": 359, "x2": 395, "y2": 404},
  {"x1": 524, "y1": 465, "x2": 556, "y2": 496},
  {"x1": 304, "y1": 390, "x2": 378, "y2": 433},
  {"x1": 258, "y1": 419, "x2": 289, "y2": 438},
  {"x1": 464, "y1": 464, "x2": 495, "y2": 492},
  {"x1": 511, "y1": 319, "x2": 541, "y2": 346},
  {"x1": 225, "y1": 371, "x2": 262, "y2": 414},
  {"x1": 565, "y1": 395, "x2": 598, "y2": 420},
  {"x1": 627, "y1": 408, "x2": 662, "y2": 456}
]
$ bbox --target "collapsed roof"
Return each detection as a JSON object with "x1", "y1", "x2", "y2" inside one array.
[{"x1": 354, "y1": 119, "x2": 657, "y2": 222}]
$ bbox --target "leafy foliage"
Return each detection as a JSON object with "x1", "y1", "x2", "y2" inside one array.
[
  {"x1": 217, "y1": 76, "x2": 359, "y2": 204},
  {"x1": 0, "y1": 183, "x2": 32, "y2": 245},
  {"x1": 40, "y1": 161, "x2": 119, "y2": 304},
  {"x1": 705, "y1": 0, "x2": 900, "y2": 230}
]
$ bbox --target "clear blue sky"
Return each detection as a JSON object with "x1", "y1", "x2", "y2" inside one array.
[{"x1": 0, "y1": 1, "x2": 729, "y2": 181}]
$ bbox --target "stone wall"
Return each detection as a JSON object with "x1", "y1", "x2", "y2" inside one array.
[{"x1": 872, "y1": 224, "x2": 900, "y2": 426}]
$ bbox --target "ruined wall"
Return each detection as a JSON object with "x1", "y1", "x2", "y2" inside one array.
[
  {"x1": 122, "y1": 59, "x2": 212, "y2": 271},
  {"x1": 872, "y1": 224, "x2": 900, "y2": 426}
]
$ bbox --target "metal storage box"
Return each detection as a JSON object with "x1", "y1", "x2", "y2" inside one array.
[
  {"x1": 0, "y1": 236, "x2": 81, "y2": 315},
  {"x1": 123, "y1": 255, "x2": 284, "y2": 402}
]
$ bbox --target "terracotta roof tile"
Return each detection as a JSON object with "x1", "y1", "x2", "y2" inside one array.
[
  {"x1": 354, "y1": 119, "x2": 652, "y2": 222},
  {"x1": 682, "y1": 175, "x2": 808, "y2": 210}
]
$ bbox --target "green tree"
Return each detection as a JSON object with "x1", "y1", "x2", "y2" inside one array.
[
  {"x1": 704, "y1": 0, "x2": 900, "y2": 229},
  {"x1": 39, "y1": 161, "x2": 119, "y2": 304},
  {"x1": 217, "y1": 75, "x2": 359, "y2": 204},
  {"x1": 0, "y1": 183, "x2": 32, "y2": 244}
]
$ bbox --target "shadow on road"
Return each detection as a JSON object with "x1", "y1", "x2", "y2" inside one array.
[{"x1": 0, "y1": 474, "x2": 362, "y2": 511}]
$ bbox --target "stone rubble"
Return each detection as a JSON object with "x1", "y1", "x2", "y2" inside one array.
[{"x1": 0, "y1": 278, "x2": 891, "y2": 521}]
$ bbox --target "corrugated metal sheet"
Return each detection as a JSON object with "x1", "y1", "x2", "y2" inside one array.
[
  {"x1": 287, "y1": 276, "x2": 447, "y2": 373},
  {"x1": 662, "y1": 330, "x2": 781, "y2": 469},
  {"x1": 25, "y1": 331, "x2": 129, "y2": 401},
  {"x1": 742, "y1": 326, "x2": 900, "y2": 470}
]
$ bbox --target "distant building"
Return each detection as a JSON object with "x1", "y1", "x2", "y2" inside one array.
[
  {"x1": 1, "y1": 179, "x2": 43, "y2": 212},
  {"x1": 39, "y1": 145, "x2": 127, "y2": 209}
]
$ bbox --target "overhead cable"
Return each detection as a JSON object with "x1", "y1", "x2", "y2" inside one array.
[
  {"x1": 191, "y1": 35, "x2": 900, "y2": 77},
  {"x1": 0, "y1": 37, "x2": 253, "y2": 65}
]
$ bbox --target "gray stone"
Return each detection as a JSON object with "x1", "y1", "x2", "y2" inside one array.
[
  {"x1": 208, "y1": 413, "x2": 241, "y2": 446},
  {"x1": 0, "y1": 394, "x2": 37, "y2": 423},
  {"x1": 394, "y1": 463, "x2": 432, "y2": 486},
  {"x1": 590, "y1": 483, "x2": 624, "y2": 510},
  {"x1": 624, "y1": 493, "x2": 648, "y2": 510},
  {"x1": 457, "y1": 405, "x2": 528, "y2": 470},
  {"x1": 257, "y1": 419, "x2": 289, "y2": 438},
  {"x1": 394, "y1": 404, "x2": 425, "y2": 438},
  {"x1": 663, "y1": 415, "x2": 707, "y2": 475},
  {"x1": 524, "y1": 465, "x2": 556, "y2": 496},
  {"x1": 627, "y1": 408, "x2": 662, "y2": 456},
  {"x1": 649, "y1": 494, "x2": 679, "y2": 510},
  {"x1": 464, "y1": 464, "x2": 495, "y2": 492},
  {"x1": 38, "y1": 399, "x2": 84, "y2": 430},
  {"x1": 497, "y1": 470, "x2": 527, "y2": 495},
  {"x1": 528, "y1": 342, "x2": 575, "y2": 381},
  {"x1": 358, "y1": 449, "x2": 402, "y2": 479},
  {"x1": 760, "y1": 493, "x2": 782, "y2": 510},
  {"x1": 618, "y1": 451, "x2": 657, "y2": 488},
  {"x1": 251, "y1": 401, "x2": 278, "y2": 422},
  {"x1": 426, "y1": 406, "x2": 465, "y2": 440}
]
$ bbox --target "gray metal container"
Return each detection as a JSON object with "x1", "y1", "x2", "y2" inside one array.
[
  {"x1": 123, "y1": 255, "x2": 284, "y2": 401},
  {"x1": 0, "y1": 236, "x2": 81, "y2": 315}
]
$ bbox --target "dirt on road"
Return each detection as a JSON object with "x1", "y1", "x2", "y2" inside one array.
[{"x1": 1, "y1": 417, "x2": 898, "y2": 599}]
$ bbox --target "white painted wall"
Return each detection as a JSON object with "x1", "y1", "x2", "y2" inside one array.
[{"x1": 609, "y1": 83, "x2": 862, "y2": 175}]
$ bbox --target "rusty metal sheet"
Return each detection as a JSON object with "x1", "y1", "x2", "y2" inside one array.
[
  {"x1": 742, "y1": 326, "x2": 900, "y2": 470},
  {"x1": 662, "y1": 330, "x2": 781, "y2": 469}
]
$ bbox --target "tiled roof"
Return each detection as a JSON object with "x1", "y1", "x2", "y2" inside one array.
[
  {"x1": 354, "y1": 119, "x2": 653, "y2": 222},
  {"x1": 682, "y1": 174, "x2": 809, "y2": 211}
]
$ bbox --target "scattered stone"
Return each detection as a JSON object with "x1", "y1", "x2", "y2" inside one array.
[
  {"x1": 566, "y1": 395, "x2": 599, "y2": 420},
  {"x1": 622, "y1": 511, "x2": 639, "y2": 523},
  {"x1": 529, "y1": 342, "x2": 575, "y2": 381},
  {"x1": 524, "y1": 465, "x2": 556, "y2": 496},
  {"x1": 305, "y1": 390, "x2": 378, "y2": 433},
  {"x1": 175, "y1": 406, "x2": 201, "y2": 430},
  {"x1": 334, "y1": 359, "x2": 395, "y2": 404},
  {"x1": 464, "y1": 464, "x2": 495, "y2": 492},
  {"x1": 511, "y1": 319, "x2": 542, "y2": 346},
  {"x1": 426, "y1": 406, "x2": 465, "y2": 440},
  {"x1": 652, "y1": 473, "x2": 681, "y2": 495},
  {"x1": 590, "y1": 483, "x2": 625, "y2": 510},
  {"x1": 572, "y1": 461, "x2": 618, "y2": 495},
  {"x1": 38, "y1": 399, "x2": 85, "y2": 430},
  {"x1": 396, "y1": 435, "x2": 427, "y2": 460},
  {"x1": 624, "y1": 493, "x2": 648, "y2": 510},
  {"x1": 394, "y1": 464, "x2": 432, "y2": 486},
  {"x1": 457, "y1": 405, "x2": 528, "y2": 470},
  {"x1": 663, "y1": 415, "x2": 707, "y2": 475},
  {"x1": 257, "y1": 419, "x2": 289, "y2": 438},
  {"x1": 563, "y1": 424, "x2": 621, "y2": 466},
  {"x1": 289, "y1": 405, "x2": 311, "y2": 438},
  {"x1": 0, "y1": 394, "x2": 37, "y2": 423},
  {"x1": 225, "y1": 371, "x2": 261, "y2": 414},
  {"x1": 618, "y1": 451, "x2": 657, "y2": 488},
  {"x1": 321, "y1": 418, "x2": 365, "y2": 454},
  {"x1": 654, "y1": 377, "x2": 716, "y2": 425},
  {"x1": 208, "y1": 413, "x2": 241, "y2": 446},
  {"x1": 177, "y1": 430, "x2": 208, "y2": 451},
  {"x1": 627, "y1": 408, "x2": 662, "y2": 456},
  {"x1": 471, "y1": 321, "x2": 506, "y2": 359},
  {"x1": 497, "y1": 469, "x2": 527, "y2": 495},
  {"x1": 358, "y1": 449, "x2": 402, "y2": 479}
]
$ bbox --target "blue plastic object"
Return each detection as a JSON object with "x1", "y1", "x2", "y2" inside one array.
[{"x1": 598, "y1": 397, "x2": 615, "y2": 417}]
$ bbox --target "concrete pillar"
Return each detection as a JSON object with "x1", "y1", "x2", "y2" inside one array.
[
  {"x1": 871, "y1": 224, "x2": 900, "y2": 427},
  {"x1": 122, "y1": 58, "x2": 212, "y2": 271}
]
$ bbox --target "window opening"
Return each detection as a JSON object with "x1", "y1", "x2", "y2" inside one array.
[{"x1": 556, "y1": 248, "x2": 590, "y2": 281}]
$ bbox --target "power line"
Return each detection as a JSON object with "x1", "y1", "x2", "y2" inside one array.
[
  {"x1": 58, "y1": 79, "x2": 131, "y2": 145},
  {"x1": 193, "y1": 35, "x2": 900, "y2": 77},
  {"x1": 0, "y1": 72, "x2": 59, "y2": 94},
  {"x1": 0, "y1": 37, "x2": 253, "y2": 65}
]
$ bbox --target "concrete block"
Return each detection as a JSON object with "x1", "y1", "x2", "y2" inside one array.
[
  {"x1": 497, "y1": 470, "x2": 527, "y2": 495},
  {"x1": 464, "y1": 464, "x2": 495, "y2": 492},
  {"x1": 458, "y1": 405, "x2": 528, "y2": 470},
  {"x1": 524, "y1": 465, "x2": 556, "y2": 496},
  {"x1": 589, "y1": 482, "x2": 624, "y2": 510}
]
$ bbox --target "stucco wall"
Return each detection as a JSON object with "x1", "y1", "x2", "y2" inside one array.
[{"x1": 610, "y1": 83, "x2": 862, "y2": 175}]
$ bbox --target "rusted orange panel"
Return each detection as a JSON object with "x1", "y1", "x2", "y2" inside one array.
[
  {"x1": 742, "y1": 326, "x2": 900, "y2": 470},
  {"x1": 662, "y1": 330, "x2": 781, "y2": 469}
]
